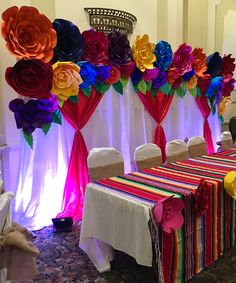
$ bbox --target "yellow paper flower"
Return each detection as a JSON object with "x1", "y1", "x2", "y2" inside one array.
[
  {"x1": 132, "y1": 34, "x2": 156, "y2": 72},
  {"x1": 186, "y1": 75, "x2": 198, "y2": 90},
  {"x1": 51, "y1": 62, "x2": 83, "y2": 101},
  {"x1": 217, "y1": 96, "x2": 232, "y2": 116},
  {"x1": 224, "y1": 171, "x2": 236, "y2": 199}
]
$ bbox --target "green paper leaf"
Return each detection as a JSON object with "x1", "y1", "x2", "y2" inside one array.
[
  {"x1": 138, "y1": 79, "x2": 147, "y2": 94},
  {"x1": 212, "y1": 104, "x2": 216, "y2": 115},
  {"x1": 151, "y1": 88, "x2": 157, "y2": 97},
  {"x1": 81, "y1": 87, "x2": 92, "y2": 97},
  {"x1": 57, "y1": 98, "x2": 64, "y2": 108},
  {"x1": 169, "y1": 88, "x2": 175, "y2": 96},
  {"x1": 120, "y1": 77, "x2": 128, "y2": 88},
  {"x1": 159, "y1": 82, "x2": 171, "y2": 94},
  {"x1": 101, "y1": 83, "x2": 110, "y2": 94},
  {"x1": 42, "y1": 123, "x2": 51, "y2": 135},
  {"x1": 52, "y1": 109, "x2": 62, "y2": 125},
  {"x1": 94, "y1": 83, "x2": 110, "y2": 94},
  {"x1": 22, "y1": 130, "x2": 33, "y2": 149},
  {"x1": 181, "y1": 82, "x2": 187, "y2": 94},
  {"x1": 68, "y1": 95, "x2": 78, "y2": 103},
  {"x1": 113, "y1": 81, "x2": 123, "y2": 95},
  {"x1": 176, "y1": 87, "x2": 185, "y2": 97},
  {"x1": 146, "y1": 81, "x2": 152, "y2": 91},
  {"x1": 189, "y1": 87, "x2": 197, "y2": 97},
  {"x1": 132, "y1": 84, "x2": 138, "y2": 93},
  {"x1": 219, "y1": 114, "x2": 224, "y2": 123}
]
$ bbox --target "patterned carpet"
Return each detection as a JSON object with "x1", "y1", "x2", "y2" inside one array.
[{"x1": 22, "y1": 221, "x2": 236, "y2": 283}]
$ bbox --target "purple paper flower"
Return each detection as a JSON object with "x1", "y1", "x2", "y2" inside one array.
[
  {"x1": 131, "y1": 67, "x2": 143, "y2": 85},
  {"x1": 107, "y1": 31, "x2": 132, "y2": 65},
  {"x1": 152, "y1": 71, "x2": 167, "y2": 88},
  {"x1": 172, "y1": 43, "x2": 194, "y2": 75},
  {"x1": 95, "y1": 65, "x2": 111, "y2": 84},
  {"x1": 78, "y1": 62, "x2": 97, "y2": 88},
  {"x1": 142, "y1": 68, "x2": 159, "y2": 82},
  {"x1": 9, "y1": 98, "x2": 55, "y2": 134},
  {"x1": 154, "y1": 40, "x2": 173, "y2": 71}
]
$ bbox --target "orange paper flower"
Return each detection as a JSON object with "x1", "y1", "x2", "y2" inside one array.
[
  {"x1": 1, "y1": 6, "x2": 57, "y2": 63},
  {"x1": 217, "y1": 96, "x2": 232, "y2": 116},
  {"x1": 52, "y1": 62, "x2": 83, "y2": 101},
  {"x1": 131, "y1": 34, "x2": 156, "y2": 72},
  {"x1": 192, "y1": 48, "x2": 207, "y2": 77}
]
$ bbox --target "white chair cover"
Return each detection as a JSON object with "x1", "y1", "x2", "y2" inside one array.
[
  {"x1": 221, "y1": 131, "x2": 233, "y2": 150},
  {"x1": 134, "y1": 143, "x2": 162, "y2": 170},
  {"x1": 88, "y1": 147, "x2": 124, "y2": 182},
  {"x1": 166, "y1": 139, "x2": 189, "y2": 163},
  {"x1": 187, "y1": 136, "x2": 207, "y2": 157}
]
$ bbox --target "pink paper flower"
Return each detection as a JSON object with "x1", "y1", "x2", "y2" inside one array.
[
  {"x1": 194, "y1": 179, "x2": 211, "y2": 217},
  {"x1": 152, "y1": 196, "x2": 184, "y2": 233},
  {"x1": 172, "y1": 43, "x2": 194, "y2": 75}
]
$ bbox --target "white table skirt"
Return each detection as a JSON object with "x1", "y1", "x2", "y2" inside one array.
[{"x1": 79, "y1": 183, "x2": 153, "y2": 272}]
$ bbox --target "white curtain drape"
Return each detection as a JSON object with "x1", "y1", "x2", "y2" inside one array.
[{"x1": 13, "y1": 81, "x2": 221, "y2": 230}]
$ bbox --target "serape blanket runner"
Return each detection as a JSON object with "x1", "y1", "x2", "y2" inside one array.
[
  {"x1": 95, "y1": 153, "x2": 236, "y2": 283},
  {"x1": 218, "y1": 148, "x2": 236, "y2": 157}
]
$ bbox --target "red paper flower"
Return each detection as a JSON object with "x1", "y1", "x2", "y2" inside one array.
[
  {"x1": 119, "y1": 62, "x2": 135, "y2": 78},
  {"x1": 197, "y1": 75, "x2": 211, "y2": 95},
  {"x1": 152, "y1": 196, "x2": 184, "y2": 233},
  {"x1": 220, "y1": 54, "x2": 235, "y2": 81},
  {"x1": 106, "y1": 66, "x2": 121, "y2": 85},
  {"x1": 82, "y1": 30, "x2": 108, "y2": 65},
  {"x1": 194, "y1": 179, "x2": 211, "y2": 217},
  {"x1": 222, "y1": 78, "x2": 236, "y2": 97}
]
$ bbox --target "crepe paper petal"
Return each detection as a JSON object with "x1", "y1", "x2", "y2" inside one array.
[
  {"x1": 194, "y1": 178, "x2": 212, "y2": 217},
  {"x1": 152, "y1": 196, "x2": 185, "y2": 233},
  {"x1": 224, "y1": 171, "x2": 236, "y2": 199}
]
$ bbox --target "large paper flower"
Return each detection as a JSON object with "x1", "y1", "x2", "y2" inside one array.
[
  {"x1": 52, "y1": 61, "x2": 83, "y2": 101},
  {"x1": 82, "y1": 30, "x2": 108, "y2": 65},
  {"x1": 119, "y1": 62, "x2": 135, "y2": 78},
  {"x1": 52, "y1": 19, "x2": 84, "y2": 63},
  {"x1": 152, "y1": 196, "x2": 184, "y2": 233},
  {"x1": 132, "y1": 34, "x2": 156, "y2": 72},
  {"x1": 1, "y1": 6, "x2": 57, "y2": 62},
  {"x1": 9, "y1": 97, "x2": 56, "y2": 134},
  {"x1": 95, "y1": 65, "x2": 111, "y2": 84},
  {"x1": 154, "y1": 40, "x2": 172, "y2": 71},
  {"x1": 218, "y1": 96, "x2": 232, "y2": 116},
  {"x1": 106, "y1": 66, "x2": 121, "y2": 84},
  {"x1": 206, "y1": 76, "x2": 224, "y2": 99},
  {"x1": 205, "y1": 52, "x2": 222, "y2": 77},
  {"x1": 192, "y1": 48, "x2": 207, "y2": 77},
  {"x1": 167, "y1": 67, "x2": 180, "y2": 84},
  {"x1": 220, "y1": 54, "x2": 235, "y2": 81},
  {"x1": 224, "y1": 171, "x2": 236, "y2": 199},
  {"x1": 172, "y1": 43, "x2": 194, "y2": 75},
  {"x1": 194, "y1": 179, "x2": 211, "y2": 217},
  {"x1": 222, "y1": 78, "x2": 236, "y2": 97},
  {"x1": 107, "y1": 31, "x2": 132, "y2": 65},
  {"x1": 5, "y1": 59, "x2": 53, "y2": 99},
  {"x1": 79, "y1": 62, "x2": 97, "y2": 89}
]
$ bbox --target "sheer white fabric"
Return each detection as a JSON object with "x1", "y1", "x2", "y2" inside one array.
[{"x1": 13, "y1": 81, "x2": 221, "y2": 229}]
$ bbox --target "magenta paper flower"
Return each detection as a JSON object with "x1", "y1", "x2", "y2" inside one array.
[
  {"x1": 194, "y1": 179, "x2": 211, "y2": 217},
  {"x1": 172, "y1": 43, "x2": 194, "y2": 75},
  {"x1": 152, "y1": 196, "x2": 184, "y2": 233}
]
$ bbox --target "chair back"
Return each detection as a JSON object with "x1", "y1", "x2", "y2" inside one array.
[
  {"x1": 229, "y1": 116, "x2": 236, "y2": 142},
  {"x1": 221, "y1": 131, "x2": 233, "y2": 150},
  {"x1": 187, "y1": 136, "x2": 207, "y2": 157},
  {"x1": 166, "y1": 139, "x2": 189, "y2": 163},
  {"x1": 88, "y1": 147, "x2": 124, "y2": 182},
  {"x1": 134, "y1": 143, "x2": 162, "y2": 171}
]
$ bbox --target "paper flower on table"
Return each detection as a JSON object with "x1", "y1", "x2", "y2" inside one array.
[
  {"x1": 172, "y1": 43, "x2": 194, "y2": 75},
  {"x1": 5, "y1": 59, "x2": 53, "y2": 99},
  {"x1": 194, "y1": 178, "x2": 211, "y2": 217},
  {"x1": 132, "y1": 34, "x2": 156, "y2": 72},
  {"x1": 9, "y1": 94, "x2": 58, "y2": 135},
  {"x1": 153, "y1": 40, "x2": 173, "y2": 71},
  {"x1": 152, "y1": 196, "x2": 184, "y2": 233},
  {"x1": 107, "y1": 31, "x2": 132, "y2": 65},
  {"x1": 52, "y1": 18, "x2": 84, "y2": 63},
  {"x1": 192, "y1": 48, "x2": 207, "y2": 77},
  {"x1": 1, "y1": 6, "x2": 57, "y2": 62},
  {"x1": 220, "y1": 54, "x2": 235, "y2": 81},
  {"x1": 51, "y1": 61, "x2": 83, "y2": 102},
  {"x1": 82, "y1": 30, "x2": 108, "y2": 65},
  {"x1": 224, "y1": 171, "x2": 236, "y2": 199}
]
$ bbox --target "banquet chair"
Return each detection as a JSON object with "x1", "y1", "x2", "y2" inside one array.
[
  {"x1": 187, "y1": 136, "x2": 207, "y2": 158},
  {"x1": 87, "y1": 147, "x2": 124, "y2": 182},
  {"x1": 134, "y1": 143, "x2": 162, "y2": 171},
  {"x1": 220, "y1": 131, "x2": 234, "y2": 151},
  {"x1": 229, "y1": 116, "x2": 236, "y2": 143},
  {"x1": 166, "y1": 139, "x2": 189, "y2": 163}
]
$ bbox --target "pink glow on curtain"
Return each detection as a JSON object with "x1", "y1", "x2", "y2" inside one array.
[
  {"x1": 137, "y1": 90, "x2": 174, "y2": 161},
  {"x1": 57, "y1": 88, "x2": 103, "y2": 220},
  {"x1": 195, "y1": 95, "x2": 214, "y2": 153}
]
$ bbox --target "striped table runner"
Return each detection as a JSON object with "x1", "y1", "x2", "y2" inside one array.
[{"x1": 95, "y1": 154, "x2": 236, "y2": 283}]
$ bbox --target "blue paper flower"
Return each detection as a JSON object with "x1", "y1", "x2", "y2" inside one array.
[
  {"x1": 154, "y1": 41, "x2": 173, "y2": 71},
  {"x1": 206, "y1": 76, "x2": 224, "y2": 99},
  {"x1": 182, "y1": 69, "x2": 194, "y2": 81},
  {"x1": 152, "y1": 71, "x2": 167, "y2": 88},
  {"x1": 78, "y1": 62, "x2": 97, "y2": 89},
  {"x1": 131, "y1": 67, "x2": 143, "y2": 85},
  {"x1": 95, "y1": 65, "x2": 111, "y2": 83}
]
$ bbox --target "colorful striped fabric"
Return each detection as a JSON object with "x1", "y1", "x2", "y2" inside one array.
[
  {"x1": 217, "y1": 148, "x2": 236, "y2": 157},
  {"x1": 95, "y1": 154, "x2": 236, "y2": 283}
]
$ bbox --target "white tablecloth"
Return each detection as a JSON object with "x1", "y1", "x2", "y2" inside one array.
[{"x1": 79, "y1": 183, "x2": 153, "y2": 272}]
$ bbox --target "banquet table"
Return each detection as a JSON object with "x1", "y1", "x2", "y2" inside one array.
[{"x1": 79, "y1": 150, "x2": 236, "y2": 283}]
